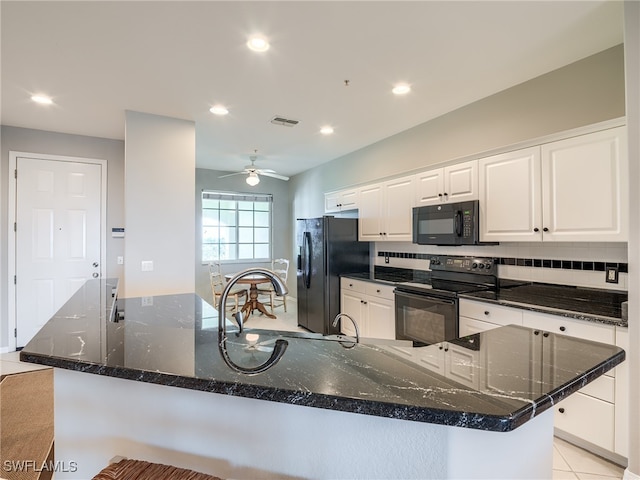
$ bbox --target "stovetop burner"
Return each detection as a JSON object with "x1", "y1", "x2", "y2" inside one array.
[{"x1": 393, "y1": 255, "x2": 498, "y2": 298}]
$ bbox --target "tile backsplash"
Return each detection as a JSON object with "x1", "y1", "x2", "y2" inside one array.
[{"x1": 375, "y1": 242, "x2": 628, "y2": 291}]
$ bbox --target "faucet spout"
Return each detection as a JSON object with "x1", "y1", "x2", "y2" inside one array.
[
  {"x1": 217, "y1": 267, "x2": 290, "y2": 375},
  {"x1": 332, "y1": 313, "x2": 360, "y2": 345}
]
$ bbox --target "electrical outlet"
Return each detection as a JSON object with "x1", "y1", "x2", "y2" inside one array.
[
  {"x1": 385, "y1": 254, "x2": 390, "y2": 264},
  {"x1": 141, "y1": 296, "x2": 153, "y2": 307},
  {"x1": 606, "y1": 267, "x2": 619, "y2": 284},
  {"x1": 141, "y1": 260, "x2": 153, "y2": 272}
]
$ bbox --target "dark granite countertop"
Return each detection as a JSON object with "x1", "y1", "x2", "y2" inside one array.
[
  {"x1": 344, "y1": 268, "x2": 627, "y2": 326},
  {"x1": 20, "y1": 279, "x2": 624, "y2": 433},
  {"x1": 461, "y1": 283, "x2": 628, "y2": 327}
]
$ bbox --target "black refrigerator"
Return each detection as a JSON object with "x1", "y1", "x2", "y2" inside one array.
[{"x1": 296, "y1": 216, "x2": 370, "y2": 334}]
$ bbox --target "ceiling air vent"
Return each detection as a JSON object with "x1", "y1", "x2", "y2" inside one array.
[{"x1": 270, "y1": 116, "x2": 300, "y2": 127}]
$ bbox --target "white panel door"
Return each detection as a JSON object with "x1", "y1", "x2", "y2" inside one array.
[{"x1": 16, "y1": 157, "x2": 102, "y2": 347}]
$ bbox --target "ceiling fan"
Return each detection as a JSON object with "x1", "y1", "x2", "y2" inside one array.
[{"x1": 219, "y1": 151, "x2": 290, "y2": 186}]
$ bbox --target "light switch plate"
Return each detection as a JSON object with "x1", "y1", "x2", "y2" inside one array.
[
  {"x1": 605, "y1": 267, "x2": 618, "y2": 283},
  {"x1": 141, "y1": 260, "x2": 153, "y2": 272}
]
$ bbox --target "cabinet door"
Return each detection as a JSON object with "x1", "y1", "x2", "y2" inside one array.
[
  {"x1": 445, "y1": 343, "x2": 479, "y2": 389},
  {"x1": 366, "y1": 296, "x2": 395, "y2": 340},
  {"x1": 339, "y1": 189, "x2": 358, "y2": 210},
  {"x1": 414, "y1": 168, "x2": 444, "y2": 206},
  {"x1": 541, "y1": 127, "x2": 628, "y2": 241},
  {"x1": 358, "y1": 183, "x2": 384, "y2": 241},
  {"x1": 614, "y1": 327, "x2": 628, "y2": 457},
  {"x1": 340, "y1": 290, "x2": 365, "y2": 337},
  {"x1": 479, "y1": 147, "x2": 542, "y2": 242},
  {"x1": 444, "y1": 160, "x2": 478, "y2": 203},
  {"x1": 324, "y1": 192, "x2": 341, "y2": 213},
  {"x1": 383, "y1": 176, "x2": 415, "y2": 241}
]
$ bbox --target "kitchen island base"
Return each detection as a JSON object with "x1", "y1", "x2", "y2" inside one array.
[{"x1": 54, "y1": 368, "x2": 553, "y2": 480}]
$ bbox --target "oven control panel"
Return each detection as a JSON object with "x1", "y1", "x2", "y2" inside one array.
[{"x1": 429, "y1": 255, "x2": 496, "y2": 274}]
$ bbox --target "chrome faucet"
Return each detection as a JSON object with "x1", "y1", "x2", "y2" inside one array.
[
  {"x1": 332, "y1": 313, "x2": 360, "y2": 347},
  {"x1": 218, "y1": 267, "x2": 289, "y2": 375}
]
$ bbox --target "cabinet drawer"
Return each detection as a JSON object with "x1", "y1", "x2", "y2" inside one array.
[
  {"x1": 459, "y1": 300, "x2": 523, "y2": 326},
  {"x1": 459, "y1": 316, "x2": 501, "y2": 336},
  {"x1": 341, "y1": 278, "x2": 367, "y2": 294},
  {"x1": 522, "y1": 311, "x2": 615, "y2": 345},
  {"x1": 580, "y1": 374, "x2": 615, "y2": 403},
  {"x1": 555, "y1": 392, "x2": 614, "y2": 451},
  {"x1": 365, "y1": 282, "x2": 395, "y2": 299}
]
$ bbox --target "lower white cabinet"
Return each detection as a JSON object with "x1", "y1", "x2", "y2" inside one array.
[
  {"x1": 340, "y1": 278, "x2": 395, "y2": 340},
  {"x1": 460, "y1": 299, "x2": 627, "y2": 459},
  {"x1": 521, "y1": 310, "x2": 623, "y2": 457}
]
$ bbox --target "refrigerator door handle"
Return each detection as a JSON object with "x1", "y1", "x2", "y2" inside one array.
[{"x1": 303, "y1": 231, "x2": 311, "y2": 288}]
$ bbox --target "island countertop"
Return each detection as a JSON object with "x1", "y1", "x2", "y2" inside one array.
[{"x1": 20, "y1": 279, "x2": 624, "y2": 433}]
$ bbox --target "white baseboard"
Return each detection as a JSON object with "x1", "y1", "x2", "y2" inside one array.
[{"x1": 624, "y1": 469, "x2": 640, "y2": 480}]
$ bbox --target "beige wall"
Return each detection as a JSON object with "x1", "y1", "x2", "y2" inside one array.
[
  {"x1": 291, "y1": 44, "x2": 625, "y2": 220},
  {"x1": 123, "y1": 111, "x2": 195, "y2": 297}
]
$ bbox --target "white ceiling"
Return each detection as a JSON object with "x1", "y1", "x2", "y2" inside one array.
[{"x1": 1, "y1": 1, "x2": 624, "y2": 178}]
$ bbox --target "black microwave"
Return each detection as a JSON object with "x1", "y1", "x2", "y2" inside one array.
[{"x1": 412, "y1": 200, "x2": 483, "y2": 246}]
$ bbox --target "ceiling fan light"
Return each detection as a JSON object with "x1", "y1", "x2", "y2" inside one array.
[
  {"x1": 247, "y1": 35, "x2": 270, "y2": 52},
  {"x1": 246, "y1": 172, "x2": 260, "y2": 186}
]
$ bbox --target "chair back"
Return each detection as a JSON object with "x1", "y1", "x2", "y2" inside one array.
[
  {"x1": 209, "y1": 263, "x2": 224, "y2": 294},
  {"x1": 272, "y1": 258, "x2": 289, "y2": 282}
]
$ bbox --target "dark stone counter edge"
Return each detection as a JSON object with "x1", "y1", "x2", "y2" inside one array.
[
  {"x1": 19, "y1": 348, "x2": 625, "y2": 433},
  {"x1": 459, "y1": 294, "x2": 628, "y2": 328}
]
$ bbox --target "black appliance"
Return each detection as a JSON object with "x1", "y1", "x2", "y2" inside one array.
[
  {"x1": 297, "y1": 216, "x2": 370, "y2": 335},
  {"x1": 412, "y1": 200, "x2": 485, "y2": 246},
  {"x1": 394, "y1": 255, "x2": 497, "y2": 346}
]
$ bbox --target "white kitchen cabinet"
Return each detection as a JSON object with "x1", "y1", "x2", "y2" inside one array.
[
  {"x1": 358, "y1": 175, "x2": 415, "y2": 242},
  {"x1": 479, "y1": 146, "x2": 542, "y2": 242},
  {"x1": 340, "y1": 278, "x2": 395, "y2": 340},
  {"x1": 521, "y1": 310, "x2": 619, "y2": 453},
  {"x1": 614, "y1": 327, "x2": 628, "y2": 457},
  {"x1": 479, "y1": 127, "x2": 627, "y2": 242},
  {"x1": 458, "y1": 299, "x2": 523, "y2": 336},
  {"x1": 324, "y1": 188, "x2": 358, "y2": 213},
  {"x1": 540, "y1": 127, "x2": 627, "y2": 242},
  {"x1": 415, "y1": 160, "x2": 478, "y2": 206}
]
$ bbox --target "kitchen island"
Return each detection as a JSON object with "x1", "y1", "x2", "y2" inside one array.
[{"x1": 20, "y1": 279, "x2": 624, "y2": 479}]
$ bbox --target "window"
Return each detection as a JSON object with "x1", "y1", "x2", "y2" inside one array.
[{"x1": 202, "y1": 191, "x2": 272, "y2": 263}]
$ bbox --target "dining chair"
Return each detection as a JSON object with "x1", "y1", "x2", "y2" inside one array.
[
  {"x1": 209, "y1": 263, "x2": 248, "y2": 313},
  {"x1": 258, "y1": 258, "x2": 289, "y2": 313}
]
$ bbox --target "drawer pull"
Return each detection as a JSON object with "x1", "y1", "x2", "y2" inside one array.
[
  {"x1": 484, "y1": 311, "x2": 490, "y2": 315},
  {"x1": 376, "y1": 289, "x2": 381, "y2": 293},
  {"x1": 559, "y1": 408, "x2": 565, "y2": 414},
  {"x1": 559, "y1": 326, "x2": 566, "y2": 332}
]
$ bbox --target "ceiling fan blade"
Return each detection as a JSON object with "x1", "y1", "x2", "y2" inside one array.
[
  {"x1": 218, "y1": 172, "x2": 245, "y2": 179},
  {"x1": 257, "y1": 168, "x2": 277, "y2": 174},
  {"x1": 259, "y1": 171, "x2": 290, "y2": 181}
]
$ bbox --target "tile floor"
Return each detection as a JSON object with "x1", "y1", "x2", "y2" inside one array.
[{"x1": 248, "y1": 297, "x2": 627, "y2": 480}]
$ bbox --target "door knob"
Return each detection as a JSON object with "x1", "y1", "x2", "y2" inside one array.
[{"x1": 92, "y1": 273, "x2": 99, "y2": 278}]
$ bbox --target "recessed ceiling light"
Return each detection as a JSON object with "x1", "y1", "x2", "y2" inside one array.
[
  {"x1": 209, "y1": 105, "x2": 229, "y2": 116},
  {"x1": 31, "y1": 94, "x2": 53, "y2": 105},
  {"x1": 392, "y1": 84, "x2": 411, "y2": 95},
  {"x1": 320, "y1": 126, "x2": 334, "y2": 135},
  {"x1": 247, "y1": 35, "x2": 270, "y2": 52}
]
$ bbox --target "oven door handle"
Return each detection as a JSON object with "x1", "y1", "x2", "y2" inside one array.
[{"x1": 394, "y1": 290, "x2": 456, "y2": 305}]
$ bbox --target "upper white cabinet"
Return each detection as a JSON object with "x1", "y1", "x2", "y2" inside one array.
[
  {"x1": 415, "y1": 160, "x2": 478, "y2": 206},
  {"x1": 480, "y1": 127, "x2": 627, "y2": 242},
  {"x1": 324, "y1": 188, "x2": 358, "y2": 213},
  {"x1": 358, "y1": 175, "x2": 415, "y2": 242}
]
